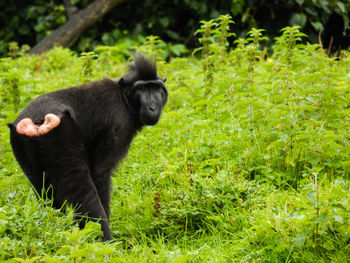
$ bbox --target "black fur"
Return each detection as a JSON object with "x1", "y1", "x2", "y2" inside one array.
[{"x1": 8, "y1": 54, "x2": 168, "y2": 241}]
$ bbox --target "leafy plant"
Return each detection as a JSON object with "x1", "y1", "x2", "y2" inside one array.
[{"x1": 0, "y1": 18, "x2": 349, "y2": 262}]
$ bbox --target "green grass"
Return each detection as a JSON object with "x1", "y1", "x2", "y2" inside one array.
[{"x1": 0, "y1": 20, "x2": 349, "y2": 262}]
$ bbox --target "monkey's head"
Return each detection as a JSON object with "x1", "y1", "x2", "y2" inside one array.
[
  {"x1": 129, "y1": 78, "x2": 167, "y2": 125},
  {"x1": 121, "y1": 54, "x2": 168, "y2": 126}
]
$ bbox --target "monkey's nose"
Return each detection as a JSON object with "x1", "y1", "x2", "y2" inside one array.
[{"x1": 149, "y1": 104, "x2": 157, "y2": 112}]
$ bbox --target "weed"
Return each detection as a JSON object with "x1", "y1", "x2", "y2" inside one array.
[
  {"x1": 0, "y1": 16, "x2": 349, "y2": 262},
  {"x1": 80, "y1": 51, "x2": 98, "y2": 82}
]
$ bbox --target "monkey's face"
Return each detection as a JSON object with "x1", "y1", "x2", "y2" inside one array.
[{"x1": 131, "y1": 79, "x2": 168, "y2": 126}]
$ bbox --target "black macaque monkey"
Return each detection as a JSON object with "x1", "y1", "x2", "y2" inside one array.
[{"x1": 8, "y1": 54, "x2": 168, "y2": 241}]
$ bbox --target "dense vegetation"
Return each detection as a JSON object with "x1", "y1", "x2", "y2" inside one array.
[
  {"x1": 1, "y1": 0, "x2": 350, "y2": 56},
  {"x1": 0, "y1": 16, "x2": 349, "y2": 262}
]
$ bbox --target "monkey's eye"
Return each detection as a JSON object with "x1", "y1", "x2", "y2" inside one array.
[{"x1": 133, "y1": 85, "x2": 147, "y2": 93}]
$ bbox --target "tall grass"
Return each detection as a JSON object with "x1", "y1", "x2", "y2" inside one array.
[{"x1": 0, "y1": 15, "x2": 349, "y2": 262}]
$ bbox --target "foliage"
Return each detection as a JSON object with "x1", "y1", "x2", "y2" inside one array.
[
  {"x1": 0, "y1": 0, "x2": 66, "y2": 57},
  {"x1": 0, "y1": 16, "x2": 349, "y2": 262},
  {"x1": 1, "y1": 0, "x2": 350, "y2": 57}
]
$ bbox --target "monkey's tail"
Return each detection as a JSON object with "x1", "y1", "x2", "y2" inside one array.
[{"x1": 7, "y1": 122, "x2": 15, "y2": 130}]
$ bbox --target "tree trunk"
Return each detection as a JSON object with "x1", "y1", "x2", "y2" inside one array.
[
  {"x1": 63, "y1": 0, "x2": 78, "y2": 20},
  {"x1": 29, "y1": 0, "x2": 125, "y2": 54}
]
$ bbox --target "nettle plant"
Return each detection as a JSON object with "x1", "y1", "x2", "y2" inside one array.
[
  {"x1": 266, "y1": 26, "x2": 349, "y2": 187},
  {"x1": 195, "y1": 15, "x2": 235, "y2": 90},
  {"x1": 0, "y1": 15, "x2": 349, "y2": 262},
  {"x1": 239, "y1": 28, "x2": 268, "y2": 145},
  {"x1": 0, "y1": 58, "x2": 21, "y2": 114},
  {"x1": 80, "y1": 51, "x2": 99, "y2": 83},
  {"x1": 194, "y1": 18, "x2": 349, "y2": 185},
  {"x1": 193, "y1": 21, "x2": 349, "y2": 254}
]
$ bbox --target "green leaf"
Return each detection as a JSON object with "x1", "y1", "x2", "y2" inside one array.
[
  {"x1": 322, "y1": 239, "x2": 334, "y2": 250},
  {"x1": 165, "y1": 30, "x2": 181, "y2": 40},
  {"x1": 19, "y1": 25, "x2": 30, "y2": 35},
  {"x1": 285, "y1": 212, "x2": 305, "y2": 221},
  {"x1": 285, "y1": 155, "x2": 295, "y2": 167},
  {"x1": 169, "y1": 44, "x2": 188, "y2": 56},
  {"x1": 159, "y1": 17, "x2": 170, "y2": 28},
  {"x1": 315, "y1": 213, "x2": 328, "y2": 224},
  {"x1": 292, "y1": 232, "x2": 308, "y2": 247},
  {"x1": 290, "y1": 13, "x2": 307, "y2": 27},
  {"x1": 333, "y1": 214, "x2": 344, "y2": 224},
  {"x1": 341, "y1": 161, "x2": 350, "y2": 170},
  {"x1": 311, "y1": 21, "x2": 324, "y2": 32},
  {"x1": 307, "y1": 191, "x2": 316, "y2": 206},
  {"x1": 336, "y1": 2, "x2": 346, "y2": 14}
]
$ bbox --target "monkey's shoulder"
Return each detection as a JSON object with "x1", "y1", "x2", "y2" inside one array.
[{"x1": 78, "y1": 78, "x2": 117, "y2": 89}]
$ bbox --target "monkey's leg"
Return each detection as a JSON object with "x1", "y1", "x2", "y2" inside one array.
[
  {"x1": 91, "y1": 168, "x2": 112, "y2": 220},
  {"x1": 89, "y1": 130, "x2": 120, "y2": 220},
  {"x1": 9, "y1": 128, "x2": 44, "y2": 196},
  {"x1": 46, "y1": 163, "x2": 112, "y2": 241},
  {"x1": 36, "y1": 113, "x2": 113, "y2": 241}
]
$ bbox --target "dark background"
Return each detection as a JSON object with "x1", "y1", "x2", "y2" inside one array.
[{"x1": 0, "y1": 0, "x2": 349, "y2": 57}]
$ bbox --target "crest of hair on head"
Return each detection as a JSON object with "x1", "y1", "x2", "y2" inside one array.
[{"x1": 129, "y1": 53, "x2": 157, "y2": 81}]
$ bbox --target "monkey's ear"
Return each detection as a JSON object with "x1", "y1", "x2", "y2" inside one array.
[
  {"x1": 118, "y1": 78, "x2": 124, "y2": 87},
  {"x1": 162, "y1": 77, "x2": 167, "y2": 83}
]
